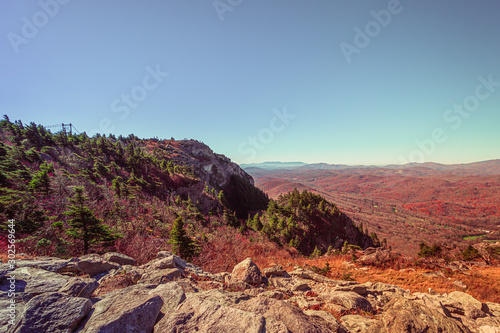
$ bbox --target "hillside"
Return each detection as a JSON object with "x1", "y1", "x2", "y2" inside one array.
[{"x1": 0, "y1": 117, "x2": 374, "y2": 269}]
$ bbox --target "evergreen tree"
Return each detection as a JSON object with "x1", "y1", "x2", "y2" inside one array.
[
  {"x1": 169, "y1": 216, "x2": 197, "y2": 260},
  {"x1": 251, "y1": 213, "x2": 262, "y2": 231},
  {"x1": 64, "y1": 187, "x2": 118, "y2": 254},
  {"x1": 318, "y1": 200, "x2": 325, "y2": 212},
  {"x1": 28, "y1": 161, "x2": 54, "y2": 194}
]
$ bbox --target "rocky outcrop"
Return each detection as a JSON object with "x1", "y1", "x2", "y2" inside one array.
[
  {"x1": 76, "y1": 254, "x2": 120, "y2": 277},
  {"x1": 155, "y1": 294, "x2": 268, "y2": 332},
  {"x1": 367, "y1": 297, "x2": 471, "y2": 333},
  {"x1": 2, "y1": 252, "x2": 500, "y2": 333},
  {"x1": 13, "y1": 292, "x2": 91, "y2": 333},
  {"x1": 0, "y1": 267, "x2": 70, "y2": 295},
  {"x1": 102, "y1": 252, "x2": 137, "y2": 266},
  {"x1": 58, "y1": 277, "x2": 98, "y2": 299},
  {"x1": 79, "y1": 284, "x2": 164, "y2": 333}
]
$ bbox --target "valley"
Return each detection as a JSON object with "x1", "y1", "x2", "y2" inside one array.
[{"x1": 246, "y1": 162, "x2": 500, "y2": 256}]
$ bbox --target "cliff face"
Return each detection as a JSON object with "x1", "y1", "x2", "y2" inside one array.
[
  {"x1": 168, "y1": 139, "x2": 254, "y2": 190},
  {"x1": 166, "y1": 140, "x2": 269, "y2": 217}
]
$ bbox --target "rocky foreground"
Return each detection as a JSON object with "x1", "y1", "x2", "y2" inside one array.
[{"x1": 1, "y1": 252, "x2": 499, "y2": 333}]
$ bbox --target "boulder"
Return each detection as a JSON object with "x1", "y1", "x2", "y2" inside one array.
[
  {"x1": 194, "y1": 288, "x2": 250, "y2": 307},
  {"x1": 79, "y1": 284, "x2": 163, "y2": 333},
  {"x1": 13, "y1": 292, "x2": 91, "y2": 333},
  {"x1": 476, "y1": 317, "x2": 500, "y2": 333},
  {"x1": 141, "y1": 256, "x2": 176, "y2": 271},
  {"x1": 358, "y1": 247, "x2": 393, "y2": 265},
  {"x1": 148, "y1": 282, "x2": 186, "y2": 314},
  {"x1": 0, "y1": 291, "x2": 30, "y2": 331},
  {"x1": 137, "y1": 268, "x2": 183, "y2": 284},
  {"x1": 448, "y1": 291, "x2": 488, "y2": 319},
  {"x1": 13, "y1": 257, "x2": 78, "y2": 274},
  {"x1": 340, "y1": 314, "x2": 378, "y2": 333},
  {"x1": 102, "y1": 252, "x2": 136, "y2": 266},
  {"x1": 453, "y1": 280, "x2": 468, "y2": 290},
  {"x1": 233, "y1": 295, "x2": 335, "y2": 332},
  {"x1": 323, "y1": 291, "x2": 373, "y2": 313},
  {"x1": 288, "y1": 268, "x2": 338, "y2": 284},
  {"x1": 230, "y1": 258, "x2": 263, "y2": 286},
  {"x1": 154, "y1": 295, "x2": 267, "y2": 332},
  {"x1": 262, "y1": 264, "x2": 290, "y2": 278},
  {"x1": 58, "y1": 277, "x2": 99, "y2": 298},
  {"x1": 0, "y1": 267, "x2": 70, "y2": 295},
  {"x1": 305, "y1": 310, "x2": 347, "y2": 333},
  {"x1": 92, "y1": 271, "x2": 137, "y2": 297},
  {"x1": 155, "y1": 251, "x2": 208, "y2": 277},
  {"x1": 367, "y1": 297, "x2": 471, "y2": 333},
  {"x1": 76, "y1": 255, "x2": 120, "y2": 277},
  {"x1": 292, "y1": 281, "x2": 311, "y2": 292},
  {"x1": 487, "y1": 302, "x2": 500, "y2": 316}
]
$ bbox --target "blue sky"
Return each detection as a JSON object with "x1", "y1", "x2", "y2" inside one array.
[{"x1": 1, "y1": 0, "x2": 499, "y2": 165}]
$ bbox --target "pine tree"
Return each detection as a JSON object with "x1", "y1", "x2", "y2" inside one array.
[
  {"x1": 64, "y1": 187, "x2": 118, "y2": 254},
  {"x1": 169, "y1": 216, "x2": 197, "y2": 261},
  {"x1": 251, "y1": 213, "x2": 263, "y2": 231},
  {"x1": 28, "y1": 161, "x2": 54, "y2": 194},
  {"x1": 218, "y1": 191, "x2": 226, "y2": 206},
  {"x1": 318, "y1": 200, "x2": 325, "y2": 212}
]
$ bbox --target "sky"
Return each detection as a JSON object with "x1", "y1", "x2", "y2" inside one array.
[{"x1": 1, "y1": 0, "x2": 499, "y2": 166}]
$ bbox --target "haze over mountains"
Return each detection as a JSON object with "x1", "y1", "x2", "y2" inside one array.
[{"x1": 243, "y1": 160, "x2": 500, "y2": 176}]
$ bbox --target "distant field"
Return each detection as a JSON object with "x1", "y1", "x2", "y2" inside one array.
[{"x1": 463, "y1": 235, "x2": 486, "y2": 241}]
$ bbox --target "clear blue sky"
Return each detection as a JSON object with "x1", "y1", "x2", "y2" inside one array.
[{"x1": 1, "y1": 0, "x2": 499, "y2": 165}]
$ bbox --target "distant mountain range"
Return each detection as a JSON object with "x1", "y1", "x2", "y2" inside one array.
[
  {"x1": 240, "y1": 161, "x2": 307, "y2": 170},
  {"x1": 242, "y1": 160, "x2": 500, "y2": 176}
]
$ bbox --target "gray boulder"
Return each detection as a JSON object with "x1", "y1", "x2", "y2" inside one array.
[
  {"x1": 194, "y1": 289, "x2": 250, "y2": 307},
  {"x1": 262, "y1": 264, "x2": 290, "y2": 278},
  {"x1": 233, "y1": 296, "x2": 335, "y2": 332},
  {"x1": 79, "y1": 284, "x2": 163, "y2": 333},
  {"x1": 76, "y1": 254, "x2": 120, "y2": 277},
  {"x1": 137, "y1": 268, "x2": 183, "y2": 284},
  {"x1": 13, "y1": 292, "x2": 91, "y2": 333},
  {"x1": 58, "y1": 277, "x2": 99, "y2": 298},
  {"x1": 0, "y1": 291, "x2": 30, "y2": 331},
  {"x1": 13, "y1": 257, "x2": 78, "y2": 274},
  {"x1": 0, "y1": 267, "x2": 70, "y2": 295},
  {"x1": 323, "y1": 291, "x2": 373, "y2": 313},
  {"x1": 154, "y1": 294, "x2": 267, "y2": 332},
  {"x1": 148, "y1": 282, "x2": 186, "y2": 314},
  {"x1": 102, "y1": 252, "x2": 137, "y2": 266}
]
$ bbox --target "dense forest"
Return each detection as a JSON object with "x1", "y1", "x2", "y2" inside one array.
[{"x1": 0, "y1": 117, "x2": 377, "y2": 270}]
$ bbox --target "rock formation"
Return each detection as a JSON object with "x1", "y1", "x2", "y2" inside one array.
[{"x1": 1, "y1": 252, "x2": 499, "y2": 333}]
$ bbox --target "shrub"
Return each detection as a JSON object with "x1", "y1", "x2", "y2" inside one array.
[
  {"x1": 418, "y1": 242, "x2": 442, "y2": 258},
  {"x1": 461, "y1": 245, "x2": 481, "y2": 261}
]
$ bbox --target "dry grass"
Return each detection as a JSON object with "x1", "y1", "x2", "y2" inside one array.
[
  {"x1": 351, "y1": 266, "x2": 500, "y2": 304},
  {"x1": 250, "y1": 254, "x2": 500, "y2": 304}
]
